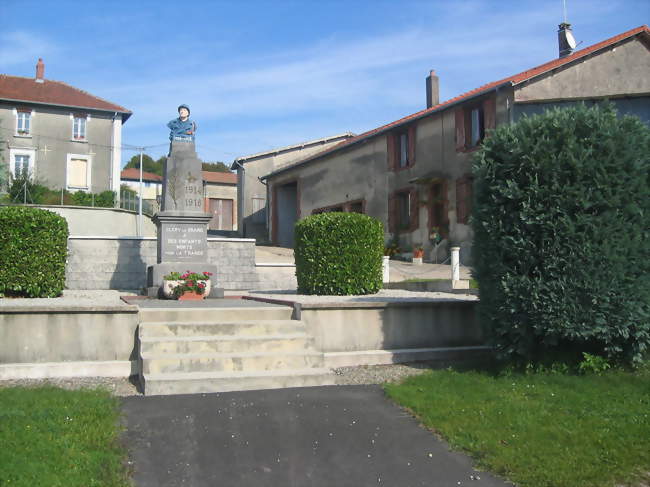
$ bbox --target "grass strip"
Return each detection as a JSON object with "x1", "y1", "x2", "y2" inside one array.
[
  {"x1": 385, "y1": 368, "x2": 650, "y2": 487},
  {"x1": 0, "y1": 386, "x2": 129, "y2": 487}
]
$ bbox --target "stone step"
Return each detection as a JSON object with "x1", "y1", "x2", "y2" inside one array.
[
  {"x1": 141, "y1": 351, "x2": 325, "y2": 374},
  {"x1": 138, "y1": 306, "x2": 294, "y2": 323},
  {"x1": 139, "y1": 320, "x2": 305, "y2": 338},
  {"x1": 139, "y1": 334, "x2": 313, "y2": 354},
  {"x1": 142, "y1": 368, "x2": 336, "y2": 396}
]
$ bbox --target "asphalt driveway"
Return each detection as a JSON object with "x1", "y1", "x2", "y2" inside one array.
[{"x1": 121, "y1": 385, "x2": 509, "y2": 487}]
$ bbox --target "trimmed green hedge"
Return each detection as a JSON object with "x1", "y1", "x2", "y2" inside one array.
[
  {"x1": 472, "y1": 103, "x2": 650, "y2": 365},
  {"x1": 0, "y1": 206, "x2": 69, "y2": 297},
  {"x1": 295, "y1": 212, "x2": 384, "y2": 295}
]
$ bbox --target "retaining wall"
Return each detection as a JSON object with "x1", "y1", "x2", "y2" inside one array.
[
  {"x1": 294, "y1": 300, "x2": 489, "y2": 368},
  {"x1": 66, "y1": 236, "x2": 259, "y2": 290},
  {"x1": 0, "y1": 305, "x2": 139, "y2": 379}
]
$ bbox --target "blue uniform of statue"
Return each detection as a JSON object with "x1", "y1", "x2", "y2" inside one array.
[{"x1": 167, "y1": 104, "x2": 196, "y2": 142}]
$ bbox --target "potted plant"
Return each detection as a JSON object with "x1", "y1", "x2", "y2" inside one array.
[
  {"x1": 429, "y1": 227, "x2": 443, "y2": 245},
  {"x1": 162, "y1": 270, "x2": 213, "y2": 300},
  {"x1": 412, "y1": 244, "x2": 424, "y2": 265},
  {"x1": 413, "y1": 245, "x2": 424, "y2": 259}
]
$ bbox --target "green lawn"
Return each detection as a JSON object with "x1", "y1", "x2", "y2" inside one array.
[
  {"x1": 0, "y1": 386, "x2": 129, "y2": 487},
  {"x1": 385, "y1": 367, "x2": 650, "y2": 487}
]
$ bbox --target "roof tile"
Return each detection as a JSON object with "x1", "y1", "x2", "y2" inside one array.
[
  {"x1": 0, "y1": 75, "x2": 131, "y2": 116},
  {"x1": 269, "y1": 25, "x2": 649, "y2": 177}
]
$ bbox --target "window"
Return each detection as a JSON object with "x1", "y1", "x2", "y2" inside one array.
[
  {"x1": 73, "y1": 115, "x2": 87, "y2": 140},
  {"x1": 470, "y1": 106, "x2": 484, "y2": 147},
  {"x1": 16, "y1": 110, "x2": 31, "y2": 135},
  {"x1": 455, "y1": 97, "x2": 496, "y2": 152},
  {"x1": 14, "y1": 155, "x2": 30, "y2": 178},
  {"x1": 67, "y1": 154, "x2": 91, "y2": 190},
  {"x1": 387, "y1": 125, "x2": 416, "y2": 170},
  {"x1": 8, "y1": 148, "x2": 36, "y2": 179},
  {"x1": 252, "y1": 197, "x2": 266, "y2": 223}
]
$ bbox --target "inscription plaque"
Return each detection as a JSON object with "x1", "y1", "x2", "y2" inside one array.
[{"x1": 160, "y1": 223, "x2": 207, "y2": 261}]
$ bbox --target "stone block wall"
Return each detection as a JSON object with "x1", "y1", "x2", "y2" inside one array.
[{"x1": 66, "y1": 237, "x2": 259, "y2": 291}]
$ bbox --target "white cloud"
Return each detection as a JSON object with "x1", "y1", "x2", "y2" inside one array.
[{"x1": 0, "y1": 32, "x2": 55, "y2": 70}]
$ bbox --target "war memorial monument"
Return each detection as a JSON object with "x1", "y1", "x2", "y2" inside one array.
[{"x1": 146, "y1": 105, "x2": 223, "y2": 297}]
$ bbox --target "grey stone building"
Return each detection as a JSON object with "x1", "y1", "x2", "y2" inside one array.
[
  {"x1": 231, "y1": 133, "x2": 354, "y2": 243},
  {"x1": 0, "y1": 58, "x2": 131, "y2": 196},
  {"x1": 262, "y1": 25, "x2": 650, "y2": 262}
]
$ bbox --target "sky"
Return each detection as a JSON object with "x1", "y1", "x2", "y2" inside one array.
[{"x1": 1, "y1": 0, "x2": 648, "y2": 166}]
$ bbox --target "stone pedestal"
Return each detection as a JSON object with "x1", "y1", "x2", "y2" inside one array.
[{"x1": 146, "y1": 141, "x2": 224, "y2": 298}]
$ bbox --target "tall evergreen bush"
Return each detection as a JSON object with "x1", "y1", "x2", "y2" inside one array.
[
  {"x1": 472, "y1": 103, "x2": 650, "y2": 364},
  {"x1": 0, "y1": 206, "x2": 69, "y2": 297},
  {"x1": 295, "y1": 212, "x2": 384, "y2": 295}
]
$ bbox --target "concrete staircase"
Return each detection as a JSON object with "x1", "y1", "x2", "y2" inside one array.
[{"x1": 137, "y1": 305, "x2": 334, "y2": 396}]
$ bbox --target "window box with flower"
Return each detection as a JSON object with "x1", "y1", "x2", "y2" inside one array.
[{"x1": 162, "y1": 270, "x2": 213, "y2": 300}]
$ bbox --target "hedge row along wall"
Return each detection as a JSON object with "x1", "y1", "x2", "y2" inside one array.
[{"x1": 0, "y1": 206, "x2": 69, "y2": 297}]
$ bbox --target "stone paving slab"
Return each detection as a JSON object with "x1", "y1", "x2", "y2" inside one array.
[
  {"x1": 123, "y1": 296, "x2": 288, "y2": 308},
  {"x1": 121, "y1": 385, "x2": 509, "y2": 487}
]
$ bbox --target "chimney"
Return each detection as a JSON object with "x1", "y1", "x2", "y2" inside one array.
[
  {"x1": 35, "y1": 58, "x2": 45, "y2": 83},
  {"x1": 558, "y1": 23, "x2": 575, "y2": 58},
  {"x1": 425, "y1": 70, "x2": 439, "y2": 108}
]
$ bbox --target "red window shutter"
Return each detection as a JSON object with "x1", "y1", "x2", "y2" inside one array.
[
  {"x1": 456, "y1": 178, "x2": 467, "y2": 224},
  {"x1": 386, "y1": 133, "x2": 396, "y2": 171},
  {"x1": 409, "y1": 188, "x2": 419, "y2": 231},
  {"x1": 407, "y1": 125, "x2": 416, "y2": 166},
  {"x1": 388, "y1": 193, "x2": 397, "y2": 233},
  {"x1": 455, "y1": 108, "x2": 465, "y2": 152},
  {"x1": 464, "y1": 177, "x2": 473, "y2": 224},
  {"x1": 456, "y1": 176, "x2": 473, "y2": 224},
  {"x1": 483, "y1": 97, "x2": 496, "y2": 133}
]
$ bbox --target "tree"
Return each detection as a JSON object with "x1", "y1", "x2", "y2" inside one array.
[
  {"x1": 472, "y1": 103, "x2": 650, "y2": 365},
  {"x1": 202, "y1": 161, "x2": 231, "y2": 173},
  {"x1": 123, "y1": 154, "x2": 163, "y2": 176}
]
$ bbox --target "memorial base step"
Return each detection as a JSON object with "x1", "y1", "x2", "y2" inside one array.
[{"x1": 138, "y1": 305, "x2": 334, "y2": 396}]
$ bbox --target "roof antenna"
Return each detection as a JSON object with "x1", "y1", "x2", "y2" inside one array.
[{"x1": 558, "y1": 0, "x2": 577, "y2": 58}]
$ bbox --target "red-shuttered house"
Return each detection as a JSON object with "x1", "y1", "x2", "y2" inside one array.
[{"x1": 262, "y1": 25, "x2": 650, "y2": 263}]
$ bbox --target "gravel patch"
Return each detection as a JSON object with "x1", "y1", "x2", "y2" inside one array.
[
  {"x1": 248, "y1": 288, "x2": 477, "y2": 304},
  {"x1": 332, "y1": 362, "x2": 441, "y2": 385},
  {"x1": 0, "y1": 363, "x2": 436, "y2": 396},
  {"x1": 0, "y1": 376, "x2": 141, "y2": 396}
]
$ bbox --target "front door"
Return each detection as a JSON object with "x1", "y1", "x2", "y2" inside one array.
[{"x1": 209, "y1": 198, "x2": 233, "y2": 230}]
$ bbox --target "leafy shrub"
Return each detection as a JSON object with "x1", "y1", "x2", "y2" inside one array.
[
  {"x1": 578, "y1": 352, "x2": 611, "y2": 375},
  {"x1": 7, "y1": 173, "x2": 115, "y2": 208},
  {"x1": 295, "y1": 212, "x2": 384, "y2": 295},
  {"x1": 8, "y1": 174, "x2": 49, "y2": 204},
  {"x1": 71, "y1": 190, "x2": 116, "y2": 208},
  {"x1": 472, "y1": 103, "x2": 650, "y2": 365},
  {"x1": 0, "y1": 206, "x2": 69, "y2": 297}
]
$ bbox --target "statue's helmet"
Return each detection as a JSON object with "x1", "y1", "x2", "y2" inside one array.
[{"x1": 177, "y1": 104, "x2": 190, "y2": 115}]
